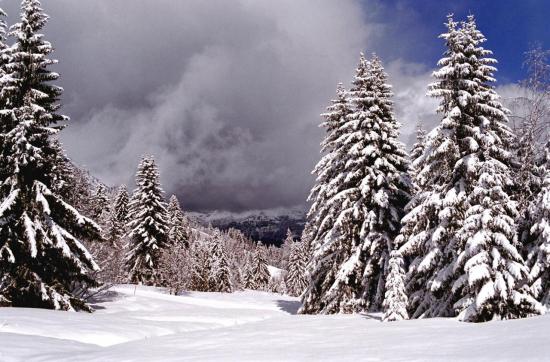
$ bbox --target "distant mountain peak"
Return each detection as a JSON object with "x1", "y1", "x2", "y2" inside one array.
[{"x1": 190, "y1": 206, "x2": 307, "y2": 246}]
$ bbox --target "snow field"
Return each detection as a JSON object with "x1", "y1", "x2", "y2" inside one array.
[{"x1": 1, "y1": 285, "x2": 549, "y2": 361}]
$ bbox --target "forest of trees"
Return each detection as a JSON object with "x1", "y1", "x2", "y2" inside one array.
[
  {"x1": 0, "y1": 2, "x2": 549, "y2": 325},
  {"x1": 0, "y1": 0, "x2": 308, "y2": 312},
  {"x1": 303, "y1": 15, "x2": 550, "y2": 323}
]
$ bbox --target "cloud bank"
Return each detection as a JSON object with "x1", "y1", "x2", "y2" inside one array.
[{"x1": 0, "y1": 0, "x2": 514, "y2": 212}]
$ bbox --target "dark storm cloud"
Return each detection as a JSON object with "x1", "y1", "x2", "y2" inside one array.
[{"x1": 0, "y1": 0, "x2": 446, "y2": 212}]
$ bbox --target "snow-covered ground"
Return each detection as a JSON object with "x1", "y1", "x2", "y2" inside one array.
[{"x1": 0, "y1": 285, "x2": 549, "y2": 361}]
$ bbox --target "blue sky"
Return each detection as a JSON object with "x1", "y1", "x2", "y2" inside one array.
[{"x1": 364, "y1": 0, "x2": 550, "y2": 84}]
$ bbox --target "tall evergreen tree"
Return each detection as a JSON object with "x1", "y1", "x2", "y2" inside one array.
[
  {"x1": 301, "y1": 54, "x2": 411, "y2": 314},
  {"x1": 399, "y1": 15, "x2": 541, "y2": 322},
  {"x1": 126, "y1": 156, "x2": 169, "y2": 285},
  {"x1": 0, "y1": 1, "x2": 101, "y2": 311},
  {"x1": 167, "y1": 194, "x2": 189, "y2": 247}
]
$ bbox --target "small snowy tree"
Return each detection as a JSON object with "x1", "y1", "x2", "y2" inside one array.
[
  {"x1": 167, "y1": 195, "x2": 190, "y2": 247},
  {"x1": 159, "y1": 242, "x2": 189, "y2": 295},
  {"x1": 285, "y1": 241, "x2": 308, "y2": 297},
  {"x1": 91, "y1": 183, "x2": 110, "y2": 220},
  {"x1": 242, "y1": 251, "x2": 256, "y2": 289},
  {"x1": 280, "y1": 228, "x2": 294, "y2": 269},
  {"x1": 106, "y1": 185, "x2": 129, "y2": 244},
  {"x1": 410, "y1": 122, "x2": 427, "y2": 188},
  {"x1": 252, "y1": 244, "x2": 270, "y2": 290},
  {"x1": 189, "y1": 240, "x2": 211, "y2": 292},
  {"x1": 208, "y1": 233, "x2": 233, "y2": 293},
  {"x1": 301, "y1": 54, "x2": 411, "y2": 315},
  {"x1": 382, "y1": 251, "x2": 409, "y2": 322},
  {"x1": 126, "y1": 156, "x2": 169, "y2": 285},
  {"x1": 91, "y1": 184, "x2": 110, "y2": 221},
  {"x1": 0, "y1": 1, "x2": 101, "y2": 311}
]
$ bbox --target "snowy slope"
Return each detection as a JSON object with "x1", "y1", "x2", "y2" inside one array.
[{"x1": 0, "y1": 285, "x2": 549, "y2": 361}]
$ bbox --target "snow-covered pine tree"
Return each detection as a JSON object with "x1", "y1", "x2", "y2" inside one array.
[
  {"x1": 267, "y1": 276, "x2": 285, "y2": 294},
  {"x1": 397, "y1": 16, "x2": 467, "y2": 318},
  {"x1": 8, "y1": 0, "x2": 66, "y2": 124},
  {"x1": 526, "y1": 151, "x2": 550, "y2": 306},
  {"x1": 208, "y1": 233, "x2": 232, "y2": 293},
  {"x1": 92, "y1": 184, "x2": 130, "y2": 284},
  {"x1": 0, "y1": 1, "x2": 101, "y2": 311},
  {"x1": 242, "y1": 251, "x2": 255, "y2": 289},
  {"x1": 159, "y1": 241, "x2": 189, "y2": 295},
  {"x1": 409, "y1": 122, "x2": 427, "y2": 184},
  {"x1": 126, "y1": 156, "x2": 169, "y2": 285},
  {"x1": 167, "y1": 194, "x2": 190, "y2": 247},
  {"x1": 189, "y1": 240, "x2": 211, "y2": 292},
  {"x1": 399, "y1": 15, "x2": 541, "y2": 322},
  {"x1": 280, "y1": 228, "x2": 294, "y2": 269},
  {"x1": 452, "y1": 15, "x2": 542, "y2": 322},
  {"x1": 91, "y1": 184, "x2": 110, "y2": 221},
  {"x1": 252, "y1": 244, "x2": 270, "y2": 290},
  {"x1": 106, "y1": 185, "x2": 129, "y2": 244},
  {"x1": 285, "y1": 241, "x2": 308, "y2": 297},
  {"x1": 300, "y1": 54, "x2": 411, "y2": 315},
  {"x1": 382, "y1": 250, "x2": 409, "y2": 322}
]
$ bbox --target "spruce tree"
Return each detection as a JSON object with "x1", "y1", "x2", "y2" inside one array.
[
  {"x1": 382, "y1": 251, "x2": 409, "y2": 322},
  {"x1": 167, "y1": 194, "x2": 190, "y2": 247},
  {"x1": 280, "y1": 228, "x2": 294, "y2": 269},
  {"x1": 126, "y1": 156, "x2": 169, "y2": 285},
  {"x1": 301, "y1": 54, "x2": 411, "y2": 314},
  {"x1": 252, "y1": 244, "x2": 270, "y2": 290},
  {"x1": 399, "y1": 15, "x2": 541, "y2": 321},
  {"x1": 189, "y1": 240, "x2": 211, "y2": 291},
  {"x1": 0, "y1": 1, "x2": 101, "y2": 311},
  {"x1": 91, "y1": 184, "x2": 110, "y2": 221},
  {"x1": 242, "y1": 251, "x2": 255, "y2": 289},
  {"x1": 106, "y1": 184, "x2": 129, "y2": 244},
  {"x1": 8, "y1": 0, "x2": 66, "y2": 123},
  {"x1": 285, "y1": 241, "x2": 308, "y2": 297},
  {"x1": 410, "y1": 122, "x2": 427, "y2": 187},
  {"x1": 208, "y1": 233, "x2": 232, "y2": 293}
]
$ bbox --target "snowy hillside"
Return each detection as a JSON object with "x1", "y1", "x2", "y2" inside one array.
[{"x1": 1, "y1": 285, "x2": 549, "y2": 361}]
